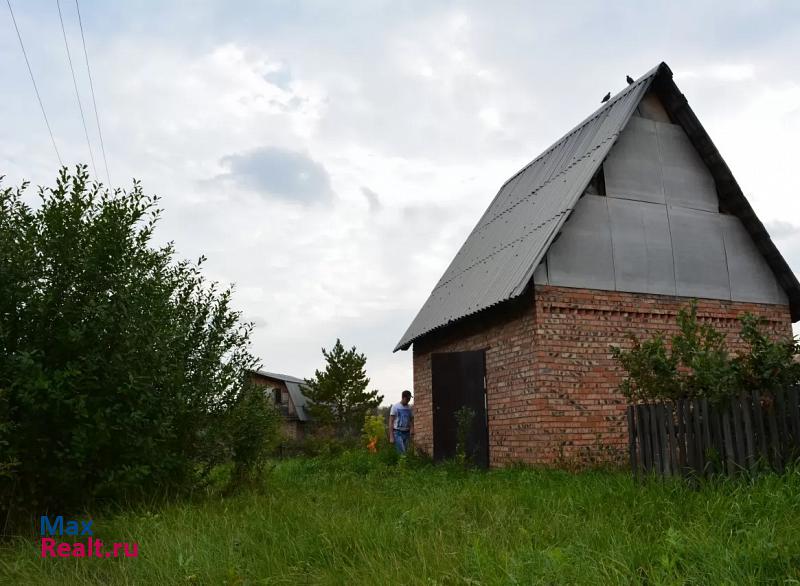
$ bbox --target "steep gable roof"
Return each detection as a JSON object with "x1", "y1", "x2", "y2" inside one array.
[
  {"x1": 251, "y1": 369, "x2": 310, "y2": 421},
  {"x1": 395, "y1": 62, "x2": 800, "y2": 351}
]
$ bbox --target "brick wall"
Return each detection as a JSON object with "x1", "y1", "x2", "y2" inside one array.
[{"x1": 411, "y1": 285, "x2": 792, "y2": 468}]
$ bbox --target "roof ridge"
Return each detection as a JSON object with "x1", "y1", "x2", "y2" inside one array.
[
  {"x1": 495, "y1": 65, "x2": 662, "y2": 195},
  {"x1": 394, "y1": 63, "x2": 682, "y2": 351}
]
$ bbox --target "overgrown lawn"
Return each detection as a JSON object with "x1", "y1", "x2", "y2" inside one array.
[{"x1": 2, "y1": 454, "x2": 799, "y2": 584}]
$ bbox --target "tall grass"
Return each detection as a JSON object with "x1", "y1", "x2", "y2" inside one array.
[{"x1": 2, "y1": 453, "x2": 799, "y2": 584}]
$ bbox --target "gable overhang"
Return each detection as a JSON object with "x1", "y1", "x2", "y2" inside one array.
[{"x1": 649, "y1": 69, "x2": 800, "y2": 321}]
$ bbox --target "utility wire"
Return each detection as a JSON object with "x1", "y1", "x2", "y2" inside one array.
[
  {"x1": 56, "y1": 0, "x2": 96, "y2": 177},
  {"x1": 6, "y1": 0, "x2": 63, "y2": 166},
  {"x1": 74, "y1": 0, "x2": 110, "y2": 186}
]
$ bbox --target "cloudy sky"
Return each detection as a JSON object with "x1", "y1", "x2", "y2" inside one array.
[{"x1": 3, "y1": 1, "x2": 800, "y2": 401}]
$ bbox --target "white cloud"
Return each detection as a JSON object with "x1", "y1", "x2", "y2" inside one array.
[
  {"x1": 676, "y1": 63, "x2": 756, "y2": 82},
  {"x1": 3, "y1": 1, "x2": 800, "y2": 398}
]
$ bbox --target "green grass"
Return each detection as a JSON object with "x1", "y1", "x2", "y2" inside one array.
[{"x1": 2, "y1": 453, "x2": 800, "y2": 585}]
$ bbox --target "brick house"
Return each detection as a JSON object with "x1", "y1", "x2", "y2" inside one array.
[
  {"x1": 248, "y1": 370, "x2": 310, "y2": 439},
  {"x1": 394, "y1": 62, "x2": 800, "y2": 468}
]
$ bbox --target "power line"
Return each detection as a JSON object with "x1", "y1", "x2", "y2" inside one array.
[
  {"x1": 6, "y1": 0, "x2": 63, "y2": 166},
  {"x1": 74, "y1": 0, "x2": 111, "y2": 186},
  {"x1": 56, "y1": 0, "x2": 96, "y2": 177}
]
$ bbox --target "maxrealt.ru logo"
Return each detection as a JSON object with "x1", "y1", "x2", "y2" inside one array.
[{"x1": 40, "y1": 516, "x2": 139, "y2": 559}]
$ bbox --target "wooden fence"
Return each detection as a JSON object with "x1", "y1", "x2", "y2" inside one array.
[{"x1": 627, "y1": 388, "x2": 800, "y2": 477}]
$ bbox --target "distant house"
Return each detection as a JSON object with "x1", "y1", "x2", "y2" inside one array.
[
  {"x1": 248, "y1": 370, "x2": 310, "y2": 439},
  {"x1": 395, "y1": 62, "x2": 799, "y2": 468}
]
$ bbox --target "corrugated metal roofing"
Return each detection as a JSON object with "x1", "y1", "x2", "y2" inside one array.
[
  {"x1": 394, "y1": 65, "x2": 660, "y2": 351},
  {"x1": 255, "y1": 370, "x2": 306, "y2": 385},
  {"x1": 252, "y1": 369, "x2": 310, "y2": 421},
  {"x1": 396, "y1": 61, "x2": 800, "y2": 352},
  {"x1": 284, "y1": 381, "x2": 309, "y2": 421}
]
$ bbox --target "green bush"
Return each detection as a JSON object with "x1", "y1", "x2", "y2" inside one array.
[
  {"x1": 612, "y1": 301, "x2": 800, "y2": 403},
  {"x1": 276, "y1": 434, "x2": 360, "y2": 459},
  {"x1": 224, "y1": 384, "x2": 282, "y2": 485},
  {"x1": 362, "y1": 414, "x2": 385, "y2": 452},
  {"x1": 0, "y1": 167, "x2": 277, "y2": 525},
  {"x1": 733, "y1": 313, "x2": 800, "y2": 396}
]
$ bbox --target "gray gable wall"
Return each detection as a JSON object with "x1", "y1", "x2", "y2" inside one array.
[{"x1": 536, "y1": 100, "x2": 788, "y2": 305}]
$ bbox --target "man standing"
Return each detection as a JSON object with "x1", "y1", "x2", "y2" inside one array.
[{"x1": 389, "y1": 390, "x2": 414, "y2": 454}]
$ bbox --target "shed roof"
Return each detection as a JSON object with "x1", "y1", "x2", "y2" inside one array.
[{"x1": 395, "y1": 62, "x2": 800, "y2": 351}]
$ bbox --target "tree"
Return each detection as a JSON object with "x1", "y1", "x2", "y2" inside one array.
[
  {"x1": 304, "y1": 339, "x2": 383, "y2": 435},
  {"x1": 0, "y1": 166, "x2": 277, "y2": 524}
]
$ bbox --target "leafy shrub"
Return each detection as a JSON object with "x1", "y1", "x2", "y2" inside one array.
[
  {"x1": 224, "y1": 384, "x2": 282, "y2": 486},
  {"x1": 733, "y1": 314, "x2": 800, "y2": 397},
  {"x1": 0, "y1": 168, "x2": 276, "y2": 525},
  {"x1": 612, "y1": 301, "x2": 800, "y2": 403},
  {"x1": 362, "y1": 414, "x2": 385, "y2": 453},
  {"x1": 612, "y1": 333, "x2": 680, "y2": 402},
  {"x1": 276, "y1": 435, "x2": 359, "y2": 459}
]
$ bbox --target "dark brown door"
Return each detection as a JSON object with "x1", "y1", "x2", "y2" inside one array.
[{"x1": 431, "y1": 350, "x2": 488, "y2": 468}]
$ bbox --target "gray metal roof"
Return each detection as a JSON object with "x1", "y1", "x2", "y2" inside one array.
[
  {"x1": 252, "y1": 369, "x2": 310, "y2": 421},
  {"x1": 284, "y1": 381, "x2": 309, "y2": 421},
  {"x1": 394, "y1": 65, "x2": 659, "y2": 351},
  {"x1": 395, "y1": 61, "x2": 800, "y2": 352},
  {"x1": 254, "y1": 370, "x2": 306, "y2": 385}
]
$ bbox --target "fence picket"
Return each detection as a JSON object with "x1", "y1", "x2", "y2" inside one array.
[
  {"x1": 766, "y1": 396, "x2": 783, "y2": 472},
  {"x1": 751, "y1": 390, "x2": 768, "y2": 465},
  {"x1": 775, "y1": 391, "x2": 789, "y2": 446},
  {"x1": 693, "y1": 399, "x2": 705, "y2": 476},
  {"x1": 677, "y1": 399, "x2": 687, "y2": 472},
  {"x1": 628, "y1": 391, "x2": 800, "y2": 478},
  {"x1": 627, "y1": 406, "x2": 637, "y2": 476},
  {"x1": 666, "y1": 403, "x2": 678, "y2": 473},
  {"x1": 710, "y1": 401, "x2": 724, "y2": 475},
  {"x1": 650, "y1": 404, "x2": 663, "y2": 475},
  {"x1": 739, "y1": 391, "x2": 756, "y2": 473},
  {"x1": 722, "y1": 408, "x2": 736, "y2": 475},
  {"x1": 638, "y1": 404, "x2": 651, "y2": 473},
  {"x1": 731, "y1": 395, "x2": 746, "y2": 471},
  {"x1": 659, "y1": 404, "x2": 672, "y2": 475}
]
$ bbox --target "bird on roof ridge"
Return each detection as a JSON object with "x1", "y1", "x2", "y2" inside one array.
[
  {"x1": 601, "y1": 92, "x2": 611, "y2": 103},
  {"x1": 626, "y1": 75, "x2": 634, "y2": 85}
]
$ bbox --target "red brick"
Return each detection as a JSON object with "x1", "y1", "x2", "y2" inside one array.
[{"x1": 412, "y1": 285, "x2": 792, "y2": 468}]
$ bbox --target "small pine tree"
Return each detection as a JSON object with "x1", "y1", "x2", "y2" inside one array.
[{"x1": 304, "y1": 339, "x2": 383, "y2": 436}]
